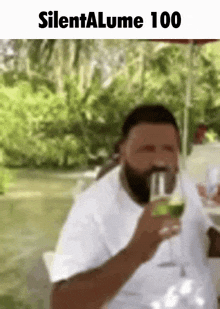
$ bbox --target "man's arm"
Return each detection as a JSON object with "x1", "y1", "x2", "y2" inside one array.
[
  {"x1": 51, "y1": 199, "x2": 180, "y2": 309},
  {"x1": 208, "y1": 227, "x2": 220, "y2": 257},
  {"x1": 51, "y1": 246, "x2": 143, "y2": 309}
]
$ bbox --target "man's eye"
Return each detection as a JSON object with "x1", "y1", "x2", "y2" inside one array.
[{"x1": 138, "y1": 146, "x2": 155, "y2": 152}]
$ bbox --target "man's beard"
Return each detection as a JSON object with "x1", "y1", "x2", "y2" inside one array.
[{"x1": 124, "y1": 161, "x2": 176, "y2": 204}]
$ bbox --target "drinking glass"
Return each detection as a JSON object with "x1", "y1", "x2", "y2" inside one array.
[
  {"x1": 198, "y1": 165, "x2": 220, "y2": 210},
  {"x1": 205, "y1": 165, "x2": 220, "y2": 207},
  {"x1": 150, "y1": 171, "x2": 185, "y2": 267}
]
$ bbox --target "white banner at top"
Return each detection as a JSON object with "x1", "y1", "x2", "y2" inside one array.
[{"x1": 0, "y1": 0, "x2": 219, "y2": 39}]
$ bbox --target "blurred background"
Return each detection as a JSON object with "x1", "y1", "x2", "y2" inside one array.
[{"x1": 1, "y1": 39, "x2": 220, "y2": 308}]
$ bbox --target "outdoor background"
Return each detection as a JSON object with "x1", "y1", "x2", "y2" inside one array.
[{"x1": 1, "y1": 39, "x2": 220, "y2": 308}]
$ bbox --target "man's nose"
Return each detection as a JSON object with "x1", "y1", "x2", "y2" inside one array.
[
  {"x1": 152, "y1": 151, "x2": 168, "y2": 167},
  {"x1": 153, "y1": 160, "x2": 167, "y2": 167},
  {"x1": 151, "y1": 152, "x2": 171, "y2": 170}
]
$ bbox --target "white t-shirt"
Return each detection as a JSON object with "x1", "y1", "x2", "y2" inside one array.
[{"x1": 51, "y1": 166, "x2": 218, "y2": 309}]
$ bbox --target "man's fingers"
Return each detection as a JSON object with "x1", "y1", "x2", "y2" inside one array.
[
  {"x1": 158, "y1": 222, "x2": 181, "y2": 239},
  {"x1": 155, "y1": 212, "x2": 172, "y2": 220},
  {"x1": 150, "y1": 224, "x2": 181, "y2": 249},
  {"x1": 158, "y1": 216, "x2": 180, "y2": 224},
  {"x1": 197, "y1": 184, "x2": 207, "y2": 198},
  {"x1": 140, "y1": 201, "x2": 181, "y2": 245},
  {"x1": 142, "y1": 203, "x2": 181, "y2": 232},
  {"x1": 157, "y1": 215, "x2": 181, "y2": 239}
]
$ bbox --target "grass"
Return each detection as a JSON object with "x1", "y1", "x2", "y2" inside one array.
[{"x1": 0, "y1": 169, "x2": 93, "y2": 308}]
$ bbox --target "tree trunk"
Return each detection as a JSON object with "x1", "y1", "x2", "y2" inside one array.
[{"x1": 182, "y1": 42, "x2": 194, "y2": 168}]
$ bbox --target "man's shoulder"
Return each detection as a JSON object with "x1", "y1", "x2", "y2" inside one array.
[
  {"x1": 76, "y1": 165, "x2": 120, "y2": 211},
  {"x1": 177, "y1": 171, "x2": 201, "y2": 205},
  {"x1": 181, "y1": 171, "x2": 197, "y2": 191},
  {"x1": 181, "y1": 171, "x2": 205, "y2": 211}
]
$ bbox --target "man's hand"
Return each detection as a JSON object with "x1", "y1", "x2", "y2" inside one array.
[
  {"x1": 126, "y1": 199, "x2": 181, "y2": 263},
  {"x1": 197, "y1": 184, "x2": 220, "y2": 204},
  {"x1": 51, "y1": 199, "x2": 181, "y2": 309}
]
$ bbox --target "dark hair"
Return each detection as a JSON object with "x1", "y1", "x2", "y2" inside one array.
[{"x1": 122, "y1": 104, "x2": 179, "y2": 138}]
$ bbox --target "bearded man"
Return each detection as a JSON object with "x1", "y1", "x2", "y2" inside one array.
[{"x1": 50, "y1": 104, "x2": 220, "y2": 309}]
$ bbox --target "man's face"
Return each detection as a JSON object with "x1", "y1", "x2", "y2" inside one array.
[{"x1": 120, "y1": 123, "x2": 180, "y2": 203}]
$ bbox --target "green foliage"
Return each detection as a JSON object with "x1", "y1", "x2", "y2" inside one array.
[
  {"x1": 0, "y1": 149, "x2": 14, "y2": 194},
  {"x1": 204, "y1": 129, "x2": 218, "y2": 143},
  {"x1": 0, "y1": 167, "x2": 13, "y2": 194},
  {"x1": 1, "y1": 40, "x2": 220, "y2": 168}
]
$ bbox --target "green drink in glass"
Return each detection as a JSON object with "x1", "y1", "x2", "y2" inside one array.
[
  {"x1": 152, "y1": 200, "x2": 169, "y2": 217},
  {"x1": 150, "y1": 173, "x2": 185, "y2": 218},
  {"x1": 150, "y1": 172, "x2": 185, "y2": 267},
  {"x1": 168, "y1": 202, "x2": 185, "y2": 218},
  {"x1": 153, "y1": 199, "x2": 185, "y2": 218},
  {"x1": 167, "y1": 190, "x2": 185, "y2": 218}
]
